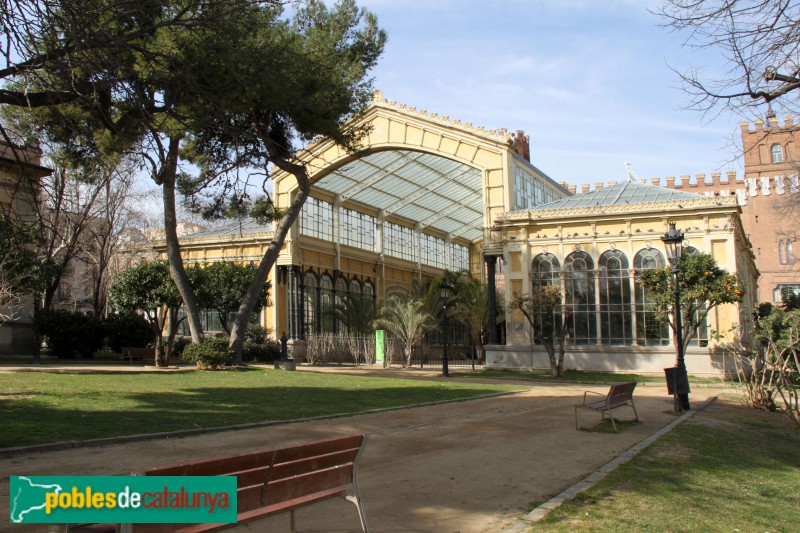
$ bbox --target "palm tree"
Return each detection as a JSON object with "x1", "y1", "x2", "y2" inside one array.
[
  {"x1": 373, "y1": 296, "x2": 434, "y2": 367},
  {"x1": 326, "y1": 293, "x2": 377, "y2": 335},
  {"x1": 450, "y1": 273, "x2": 491, "y2": 365}
]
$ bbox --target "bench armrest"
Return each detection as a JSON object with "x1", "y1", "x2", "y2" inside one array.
[{"x1": 582, "y1": 390, "x2": 606, "y2": 406}]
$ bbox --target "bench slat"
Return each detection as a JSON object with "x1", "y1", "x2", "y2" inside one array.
[{"x1": 71, "y1": 435, "x2": 369, "y2": 533}]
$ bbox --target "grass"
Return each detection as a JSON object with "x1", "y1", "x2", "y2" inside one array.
[
  {"x1": 452, "y1": 368, "x2": 724, "y2": 385},
  {"x1": 528, "y1": 398, "x2": 800, "y2": 532},
  {"x1": 0, "y1": 368, "x2": 522, "y2": 448}
]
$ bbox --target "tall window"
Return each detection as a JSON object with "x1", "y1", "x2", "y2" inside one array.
[
  {"x1": 319, "y1": 274, "x2": 335, "y2": 333},
  {"x1": 771, "y1": 143, "x2": 784, "y2": 163},
  {"x1": 598, "y1": 250, "x2": 632, "y2": 345},
  {"x1": 531, "y1": 253, "x2": 562, "y2": 342},
  {"x1": 779, "y1": 240, "x2": 794, "y2": 264},
  {"x1": 335, "y1": 276, "x2": 348, "y2": 335},
  {"x1": 451, "y1": 243, "x2": 469, "y2": 271},
  {"x1": 634, "y1": 249, "x2": 669, "y2": 346},
  {"x1": 515, "y1": 166, "x2": 553, "y2": 209},
  {"x1": 420, "y1": 233, "x2": 446, "y2": 268},
  {"x1": 564, "y1": 251, "x2": 596, "y2": 345},
  {"x1": 340, "y1": 208, "x2": 375, "y2": 251},
  {"x1": 299, "y1": 197, "x2": 333, "y2": 240},
  {"x1": 384, "y1": 221, "x2": 414, "y2": 261},
  {"x1": 363, "y1": 280, "x2": 375, "y2": 305},
  {"x1": 302, "y1": 271, "x2": 318, "y2": 335}
]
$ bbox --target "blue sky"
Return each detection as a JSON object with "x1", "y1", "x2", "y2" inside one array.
[{"x1": 358, "y1": 0, "x2": 761, "y2": 187}]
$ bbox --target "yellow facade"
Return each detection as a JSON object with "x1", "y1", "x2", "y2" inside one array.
[
  {"x1": 169, "y1": 96, "x2": 757, "y2": 374},
  {"x1": 486, "y1": 191, "x2": 758, "y2": 375}
]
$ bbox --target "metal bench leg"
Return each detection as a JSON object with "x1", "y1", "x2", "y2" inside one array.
[
  {"x1": 345, "y1": 494, "x2": 370, "y2": 533},
  {"x1": 630, "y1": 399, "x2": 639, "y2": 422},
  {"x1": 290, "y1": 509, "x2": 296, "y2": 533},
  {"x1": 574, "y1": 406, "x2": 579, "y2": 430},
  {"x1": 608, "y1": 411, "x2": 618, "y2": 432}
]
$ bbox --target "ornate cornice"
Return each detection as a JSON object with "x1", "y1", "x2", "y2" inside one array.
[
  {"x1": 369, "y1": 90, "x2": 514, "y2": 142},
  {"x1": 496, "y1": 196, "x2": 739, "y2": 223}
]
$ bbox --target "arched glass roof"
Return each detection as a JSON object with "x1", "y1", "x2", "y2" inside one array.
[{"x1": 312, "y1": 149, "x2": 484, "y2": 242}]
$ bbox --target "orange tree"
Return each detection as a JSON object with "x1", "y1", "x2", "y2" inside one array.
[{"x1": 640, "y1": 252, "x2": 745, "y2": 357}]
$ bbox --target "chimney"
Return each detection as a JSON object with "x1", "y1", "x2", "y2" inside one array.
[
  {"x1": 651, "y1": 177, "x2": 661, "y2": 186},
  {"x1": 512, "y1": 130, "x2": 530, "y2": 161}
]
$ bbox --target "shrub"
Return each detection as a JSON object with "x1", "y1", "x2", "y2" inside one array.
[
  {"x1": 171, "y1": 336, "x2": 191, "y2": 358},
  {"x1": 242, "y1": 338, "x2": 281, "y2": 362},
  {"x1": 102, "y1": 313, "x2": 154, "y2": 353},
  {"x1": 181, "y1": 337, "x2": 234, "y2": 370},
  {"x1": 245, "y1": 324, "x2": 270, "y2": 345},
  {"x1": 40, "y1": 309, "x2": 103, "y2": 358}
]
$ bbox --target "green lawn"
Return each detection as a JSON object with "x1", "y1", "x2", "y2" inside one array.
[
  {"x1": 0, "y1": 369, "x2": 522, "y2": 448},
  {"x1": 529, "y1": 399, "x2": 800, "y2": 532}
]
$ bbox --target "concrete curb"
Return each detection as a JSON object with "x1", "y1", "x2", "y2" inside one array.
[
  {"x1": 500, "y1": 396, "x2": 719, "y2": 533},
  {"x1": 0, "y1": 390, "x2": 522, "y2": 458}
]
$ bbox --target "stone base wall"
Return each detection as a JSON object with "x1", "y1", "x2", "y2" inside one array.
[
  {"x1": 485, "y1": 344, "x2": 736, "y2": 377},
  {"x1": 0, "y1": 322, "x2": 34, "y2": 355}
]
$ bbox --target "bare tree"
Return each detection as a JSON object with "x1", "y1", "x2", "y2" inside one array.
[{"x1": 657, "y1": 0, "x2": 800, "y2": 117}]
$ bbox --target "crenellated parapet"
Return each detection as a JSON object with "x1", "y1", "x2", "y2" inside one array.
[
  {"x1": 569, "y1": 172, "x2": 799, "y2": 207},
  {"x1": 740, "y1": 116, "x2": 796, "y2": 133}
]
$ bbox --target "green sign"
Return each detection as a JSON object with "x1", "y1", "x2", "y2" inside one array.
[
  {"x1": 375, "y1": 329, "x2": 385, "y2": 364},
  {"x1": 9, "y1": 476, "x2": 237, "y2": 524}
]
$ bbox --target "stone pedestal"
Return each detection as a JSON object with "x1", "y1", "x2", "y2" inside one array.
[
  {"x1": 287, "y1": 338, "x2": 306, "y2": 362},
  {"x1": 274, "y1": 360, "x2": 296, "y2": 371}
]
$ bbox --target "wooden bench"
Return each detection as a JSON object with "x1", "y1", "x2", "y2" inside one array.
[
  {"x1": 574, "y1": 382, "x2": 639, "y2": 432},
  {"x1": 66, "y1": 434, "x2": 369, "y2": 533},
  {"x1": 121, "y1": 347, "x2": 153, "y2": 365}
]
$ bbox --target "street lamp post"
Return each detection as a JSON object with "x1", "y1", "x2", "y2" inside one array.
[
  {"x1": 440, "y1": 279, "x2": 450, "y2": 378},
  {"x1": 661, "y1": 222, "x2": 691, "y2": 412}
]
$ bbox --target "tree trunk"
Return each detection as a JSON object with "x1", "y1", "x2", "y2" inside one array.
[
  {"x1": 159, "y1": 139, "x2": 203, "y2": 344},
  {"x1": 543, "y1": 342, "x2": 558, "y2": 376},
  {"x1": 229, "y1": 142, "x2": 311, "y2": 364},
  {"x1": 32, "y1": 297, "x2": 42, "y2": 364}
]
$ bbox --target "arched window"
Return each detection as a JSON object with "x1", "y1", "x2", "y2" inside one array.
[
  {"x1": 349, "y1": 278, "x2": 361, "y2": 296},
  {"x1": 531, "y1": 253, "x2": 560, "y2": 287},
  {"x1": 530, "y1": 253, "x2": 562, "y2": 342},
  {"x1": 303, "y1": 271, "x2": 318, "y2": 336},
  {"x1": 564, "y1": 251, "x2": 596, "y2": 345},
  {"x1": 634, "y1": 249, "x2": 669, "y2": 346},
  {"x1": 363, "y1": 280, "x2": 375, "y2": 303},
  {"x1": 598, "y1": 250, "x2": 632, "y2": 345},
  {"x1": 771, "y1": 143, "x2": 784, "y2": 163},
  {"x1": 788, "y1": 241, "x2": 794, "y2": 263},
  {"x1": 319, "y1": 274, "x2": 334, "y2": 333},
  {"x1": 334, "y1": 276, "x2": 348, "y2": 335}
]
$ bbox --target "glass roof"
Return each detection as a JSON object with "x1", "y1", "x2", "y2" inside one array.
[
  {"x1": 313, "y1": 149, "x2": 484, "y2": 242},
  {"x1": 184, "y1": 218, "x2": 272, "y2": 239},
  {"x1": 529, "y1": 180, "x2": 702, "y2": 211}
]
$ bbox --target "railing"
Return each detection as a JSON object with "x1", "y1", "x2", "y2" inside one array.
[{"x1": 304, "y1": 333, "x2": 483, "y2": 368}]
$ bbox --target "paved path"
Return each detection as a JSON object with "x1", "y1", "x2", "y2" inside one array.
[{"x1": 0, "y1": 366, "x2": 725, "y2": 533}]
